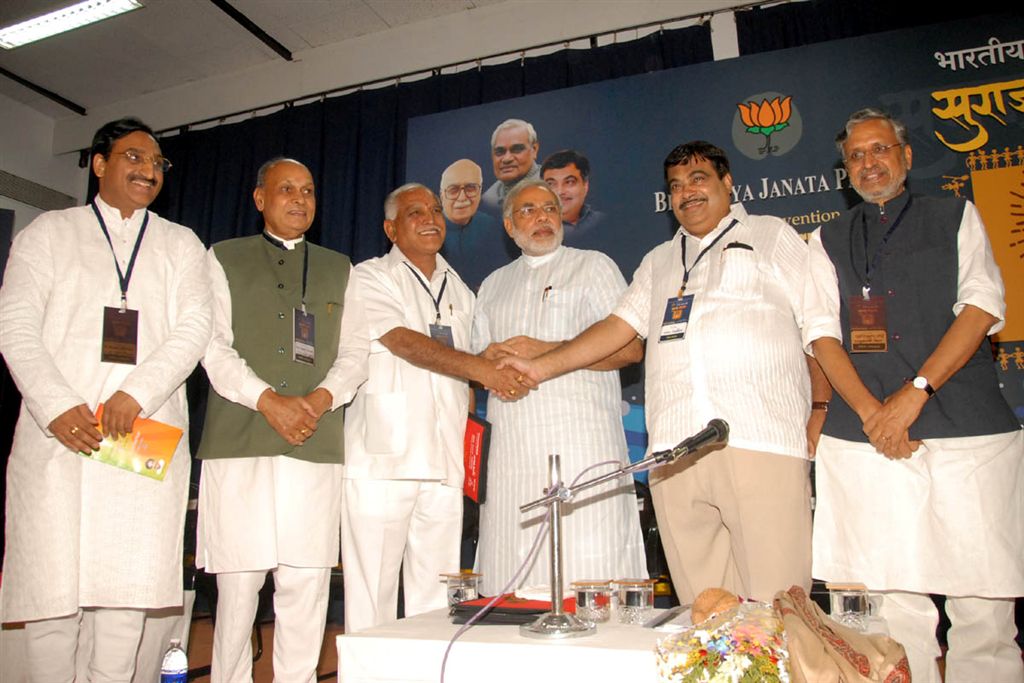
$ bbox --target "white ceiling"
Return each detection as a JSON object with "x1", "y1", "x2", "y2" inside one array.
[{"x1": 0, "y1": 0, "x2": 508, "y2": 119}]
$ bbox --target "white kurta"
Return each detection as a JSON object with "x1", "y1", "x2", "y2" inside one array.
[
  {"x1": 341, "y1": 246, "x2": 474, "y2": 631},
  {"x1": 0, "y1": 198, "x2": 212, "y2": 622},
  {"x1": 196, "y1": 237, "x2": 366, "y2": 572},
  {"x1": 472, "y1": 247, "x2": 646, "y2": 595},
  {"x1": 804, "y1": 204, "x2": 1024, "y2": 596}
]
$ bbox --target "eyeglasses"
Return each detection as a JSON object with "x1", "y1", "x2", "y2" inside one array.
[
  {"x1": 844, "y1": 142, "x2": 902, "y2": 165},
  {"x1": 494, "y1": 143, "x2": 529, "y2": 157},
  {"x1": 514, "y1": 204, "x2": 559, "y2": 219},
  {"x1": 111, "y1": 149, "x2": 172, "y2": 172},
  {"x1": 443, "y1": 183, "x2": 481, "y2": 199}
]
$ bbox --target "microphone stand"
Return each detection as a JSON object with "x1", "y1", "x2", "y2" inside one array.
[
  {"x1": 519, "y1": 454, "x2": 593, "y2": 639},
  {"x1": 518, "y1": 421, "x2": 728, "y2": 639}
]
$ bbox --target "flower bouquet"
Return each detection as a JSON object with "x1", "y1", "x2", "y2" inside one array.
[{"x1": 656, "y1": 602, "x2": 790, "y2": 683}]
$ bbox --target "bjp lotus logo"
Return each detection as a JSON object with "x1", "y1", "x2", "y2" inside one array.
[{"x1": 737, "y1": 96, "x2": 793, "y2": 155}]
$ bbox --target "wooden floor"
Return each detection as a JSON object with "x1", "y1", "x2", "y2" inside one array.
[{"x1": 186, "y1": 617, "x2": 344, "y2": 682}]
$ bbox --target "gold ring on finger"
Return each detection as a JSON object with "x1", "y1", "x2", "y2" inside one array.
[{"x1": 70, "y1": 425, "x2": 80, "y2": 436}]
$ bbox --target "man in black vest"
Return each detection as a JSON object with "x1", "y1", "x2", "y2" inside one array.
[
  {"x1": 804, "y1": 109, "x2": 1023, "y2": 682},
  {"x1": 196, "y1": 158, "x2": 365, "y2": 681}
]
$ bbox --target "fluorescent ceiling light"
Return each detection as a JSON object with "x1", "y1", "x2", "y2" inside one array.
[{"x1": 0, "y1": 0, "x2": 144, "y2": 50}]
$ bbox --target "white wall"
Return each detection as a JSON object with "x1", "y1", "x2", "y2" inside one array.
[
  {"x1": 0, "y1": 92, "x2": 88, "y2": 234},
  {"x1": 52, "y1": 0, "x2": 740, "y2": 153}
]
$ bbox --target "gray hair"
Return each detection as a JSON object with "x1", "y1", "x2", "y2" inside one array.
[
  {"x1": 384, "y1": 182, "x2": 436, "y2": 220},
  {"x1": 835, "y1": 108, "x2": 908, "y2": 155},
  {"x1": 490, "y1": 118, "x2": 538, "y2": 149},
  {"x1": 502, "y1": 178, "x2": 561, "y2": 220},
  {"x1": 256, "y1": 157, "x2": 308, "y2": 187}
]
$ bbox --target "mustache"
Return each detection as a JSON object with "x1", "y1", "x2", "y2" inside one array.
[{"x1": 128, "y1": 174, "x2": 157, "y2": 187}]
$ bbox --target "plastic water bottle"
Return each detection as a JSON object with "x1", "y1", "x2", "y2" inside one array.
[{"x1": 159, "y1": 638, "x2": 188, "y2": 682}]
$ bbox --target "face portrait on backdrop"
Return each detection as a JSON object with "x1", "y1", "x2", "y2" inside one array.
[
  {"x1": 439, "y1": 159, "x2": 483, "y2": 226},
  {"x1": 541, "y1": 149, "x2": 591, "y2": 226}
]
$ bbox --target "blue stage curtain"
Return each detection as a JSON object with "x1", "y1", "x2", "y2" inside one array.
[{"x1": 138, "y1": 23, "x2": 712, "y2": 264}]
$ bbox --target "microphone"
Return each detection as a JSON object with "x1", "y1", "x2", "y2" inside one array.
[{"x1": 651, "y1": 419, "x2": 729, "y2": 465}]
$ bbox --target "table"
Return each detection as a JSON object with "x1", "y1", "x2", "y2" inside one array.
[{"x1": 336, "y1": 608, "x2": 671, "y2": 682}]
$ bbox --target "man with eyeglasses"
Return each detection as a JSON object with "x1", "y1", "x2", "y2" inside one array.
[
  {"x1": 501, "y1": 141, "x2": 824, "y2": 607},
  {"x1": 439, "y1": 158, "x2": 508, "y2": 291},
  {"x1": 472, "y1": 178, "x2": 645, "y2": 595},
  {"x1": 0, "y1": 117, "x2": 211, "y2": 680},
  {"x1": 803, "y1": 108, "x2": 1023, "y2": 682},
  {"x1": 480, "y1": 118, "x2": 541, "y2": 216}
]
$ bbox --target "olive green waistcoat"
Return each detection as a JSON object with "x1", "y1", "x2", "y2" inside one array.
[{"x1": 198, "y1": 234, "x2": 350, "y2": 463}]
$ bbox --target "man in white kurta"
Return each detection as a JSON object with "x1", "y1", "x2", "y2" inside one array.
[
  {"x1": 0, "y1": 118, "x2": 211, "y2": 681},
  {"x1": 803, "y1": 109, "x2": 1023, "y2": 683},
  {"x1": 196, "y1": 158, "x2": 366, "y2": 682},
  {"x1": 500, "y1": 143, "x2": 823, "y2": 605},
  {"x1": 341, "y1": 183, "x2": 530, "y2": 633},
  {"x1": 471, "y1": 179, "x2": 645, "y2": 595}
]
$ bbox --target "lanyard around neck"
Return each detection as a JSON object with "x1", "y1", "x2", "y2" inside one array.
[
  {"x1": 403, "y1": 262, "x2": 448, "y2": 324},
  {"x1": 852, "y1": 194, "x2": 912, "y2": 299},
  {"x1": 92, "y1": 202, "x2": 149, "y2": 311},
  {"x1": 678, "y1": 218, "x2": 738, "y2": 296}
]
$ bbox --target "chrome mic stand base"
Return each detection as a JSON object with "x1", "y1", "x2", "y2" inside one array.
[
  {"x1": 519, "y1": 612, "x2": 594, "y2": 639},
  {"x1": 518, "y1": 454, "x2": 596, "y2": 640}
]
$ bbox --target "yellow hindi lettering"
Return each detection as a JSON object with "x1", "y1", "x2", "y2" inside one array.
[{"x1": 932, "y1": 78, "x2": 1024, "y2": 152}]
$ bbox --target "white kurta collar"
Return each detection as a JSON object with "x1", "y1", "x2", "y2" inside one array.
[
  {"x1": 679, "y1": 203, "x2": 749, "y2": 245},
  {"x1": 94, "y1": 195, "x2": 147, "y2": 231},
  {"x1": 264, "y1": 230, "x2": 305, "y2": 250},
  {"x1": 386, "y1": 244, "x2": 454, "y2": 286},
  {"x1": 522, "y1": 245, "x2": 562, "y2": 269}
]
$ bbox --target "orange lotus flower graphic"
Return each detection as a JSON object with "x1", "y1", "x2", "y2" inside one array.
[{"x1": 738, "y1": 96, "x2": 792, "y2": 155}]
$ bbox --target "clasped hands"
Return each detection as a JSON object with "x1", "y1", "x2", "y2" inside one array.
[
  {"x1": 860, "y1": 383, "x2": 926, "y2": 459},
  {"x1": 257, "y1": 387, "x2": 332, "y2": 446},
  {"x1": 48, "y1": 390, "x2": 142, "y2": 454},
  {"x1": 479, "y1": 335, "x2": 548, "y2": 401}
]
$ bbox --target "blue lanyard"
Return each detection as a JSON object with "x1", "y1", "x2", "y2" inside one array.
[
  {"x1": 853, "y1": 194, "x2": 912, "y2": 298},
  {"x1": 404, "y1": 263, "x2": 448, "y2": 324},
  {"x1": 92, "y1": 202, "x2": 149, "y2": 311},
  {"x1": 678, "y1": 219, "x2": 738, "y2": 296}
]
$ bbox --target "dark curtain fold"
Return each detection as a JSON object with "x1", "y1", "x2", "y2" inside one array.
[
  {"x1": 735, "y1": 0, "x2": 1020, "y2": 55},
  {"x1": 140, "y1": 22, "x2": 712, "y2": 262}
]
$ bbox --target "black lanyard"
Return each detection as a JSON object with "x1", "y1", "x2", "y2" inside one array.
[
  {"x1": 852, "y1": 195, "x2": 912, "y2": 299},
  {"x1": 92, "y1": 202, "x2": 149, "y2": 312},
  {"x1": 404, "y1": 262, "x2": 448, "y2": 324},
  {"x1": 263, "y1": 232, "x2": 310, "y2": 312},
  {"x1": 678, "y1": 218, "x2": 738, "y2": 296}
]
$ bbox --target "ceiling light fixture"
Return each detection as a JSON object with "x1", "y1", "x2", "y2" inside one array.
[{"x1": 0, "y1": 0, "x2": 144, "y2": 50}]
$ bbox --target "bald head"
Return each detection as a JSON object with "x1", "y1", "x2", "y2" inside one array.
[{"x1": 440, "y1": 158, "x2": 483, "y2": 226}]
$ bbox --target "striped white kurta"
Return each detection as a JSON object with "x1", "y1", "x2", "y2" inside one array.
[{"x1": 472, "y1": 246, "x2": 646, "y2": 596}]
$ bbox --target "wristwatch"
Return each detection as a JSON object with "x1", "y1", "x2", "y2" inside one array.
[{"x1": 911, "y1": 375, "x2": 935, "y2": 397}]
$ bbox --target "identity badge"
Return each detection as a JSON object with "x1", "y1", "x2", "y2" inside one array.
[
  {"x1": 293, "y1": 308, "x2": 316, "y2": 365},
  {"x1": 101, "y1": 306, "x2": 139, "y2": 364},
  {"x1": 848, "y1": 295, "x2": 888, "y2": 353},
  {"x1": 659, "y1": 294, "x2": 694, "y2": 342},
  {"x1": 430, "y1": 323, "x2": 455, "y2": 348}
]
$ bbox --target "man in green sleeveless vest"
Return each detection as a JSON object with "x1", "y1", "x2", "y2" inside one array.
[{"x1": 196, "y1": 158, "x2": 366, "y2": 682}]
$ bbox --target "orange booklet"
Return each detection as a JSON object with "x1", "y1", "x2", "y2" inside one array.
[{"x1": 87, "y1": 404, "x2": 183, "y2": 481}]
